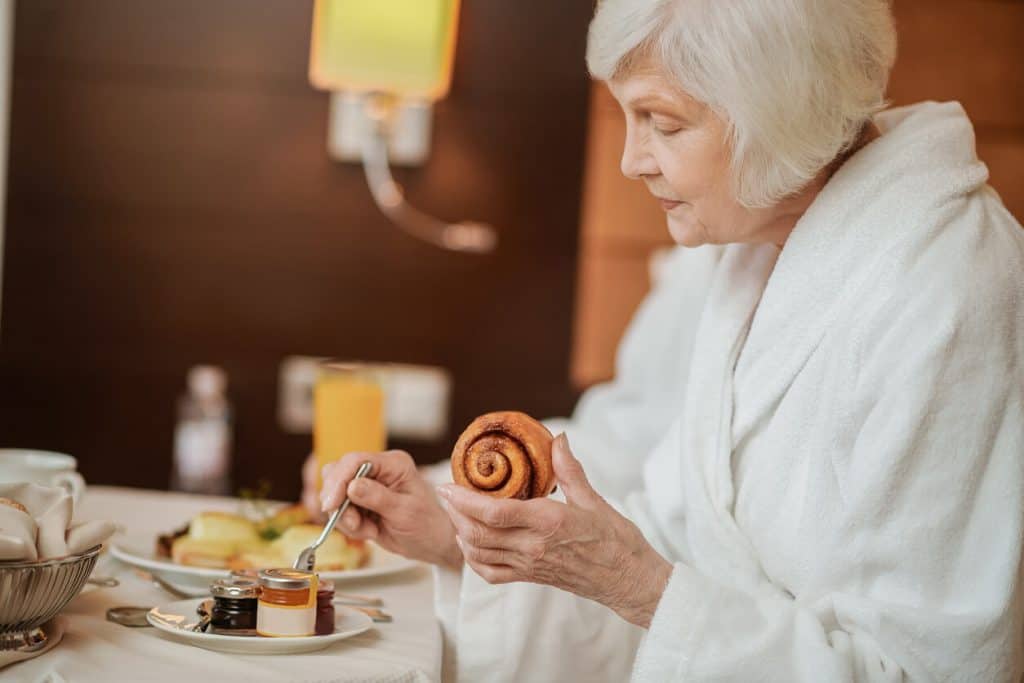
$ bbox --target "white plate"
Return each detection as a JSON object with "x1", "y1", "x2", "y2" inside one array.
[
  {"x1": 147, "y1": 598, "x2": 373, "y2": 654},
  {"x1": 110, "y1": 531, "x2": 419, "y2": 595}
]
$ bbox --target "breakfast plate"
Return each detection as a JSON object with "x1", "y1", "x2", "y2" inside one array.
[
  {"x1": 146, "y1": 598, "x2": 373, "y2": 654},
  {"x1": 111, "y1": 531, "x2": 419, "y2": 594}
]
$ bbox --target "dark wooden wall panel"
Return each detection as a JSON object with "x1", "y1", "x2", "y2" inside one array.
[{"x1": 0, "y1": 0, "x2": 594, "y2": 498}]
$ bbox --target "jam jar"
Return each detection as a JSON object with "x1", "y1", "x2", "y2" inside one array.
[
  {"x1": 257, "y1": 568, "x2": 318, "y2": 637},
  {"x1": 229, "y1": 568, "x2": 260, "y2": 581},
  {"x1": 315, "y1": 579, "x2": 335, "y2": 635},
  {"x1": 209, "y1": 577, "x2": 259, "y2": 636}
]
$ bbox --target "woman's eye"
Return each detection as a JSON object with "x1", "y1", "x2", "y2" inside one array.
[{"x1": 650, "y1": 117, "x2": 683, "y2": 136}]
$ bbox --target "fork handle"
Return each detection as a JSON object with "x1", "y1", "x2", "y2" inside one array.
[{"x1": 314, "y1": 461, "x2": 373, "y2": 550}]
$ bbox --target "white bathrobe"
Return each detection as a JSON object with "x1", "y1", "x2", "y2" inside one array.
[
  {"x1": 438, "y1": 101, "x2": 1024, "y2": 682},
  {"x1": 543, "y1": 243, "x2": 723, "y2": 501}
]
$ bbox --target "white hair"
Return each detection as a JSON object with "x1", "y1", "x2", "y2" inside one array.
[{"x1": 587, "y1": 0, "x2": 897, "y2": 208}]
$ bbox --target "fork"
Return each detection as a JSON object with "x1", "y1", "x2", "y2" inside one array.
[
  {"x1": 294, "y1": 461, "x2": 373, "y2": 572},
  {"x1": 133, "y1": 568, "x2": 195, "y2": 599}
]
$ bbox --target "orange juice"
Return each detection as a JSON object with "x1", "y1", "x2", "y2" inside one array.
[{"x1": 313, "y1": 363, "x2": 386, "y2": 491}]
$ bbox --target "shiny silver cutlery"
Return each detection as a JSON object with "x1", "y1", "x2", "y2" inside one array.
[
  {"x1": 106, "y1": 600, "x2": 212, "y2": 631},
  {"x1": 86, "y1": 576, "x2": 120, "y2": 588},
  {"x1": 133, "y1": 569, "x2": 194, "y2": 599},
  {"x1": 333, "y1": 591, "x2": 384, "y2": 607},
  {"x1": 344, "y1": 605, "x2": 393, "y2": 623},
  {"x1": 294, "y1": 461, "x2": 373, "y2": 572}
]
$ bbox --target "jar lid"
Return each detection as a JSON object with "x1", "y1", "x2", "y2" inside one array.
[
  {"x1": 210, "y1": 577, "x2": 259, "y2": 599},
  {"x1": 258, "y1": 568, "x2": 316, "y2": 590},
  {"x1": 229, "y1": 569, "x2": 260, "y2": 580}
]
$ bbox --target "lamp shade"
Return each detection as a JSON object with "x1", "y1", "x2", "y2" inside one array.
[{"x1": 309, "y1": 0, "x2": 460, "y2": 101}]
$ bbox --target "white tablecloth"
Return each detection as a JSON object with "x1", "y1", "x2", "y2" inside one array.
[{"x1": 3, "y1": 486, "x2": 442, "y2": 683}]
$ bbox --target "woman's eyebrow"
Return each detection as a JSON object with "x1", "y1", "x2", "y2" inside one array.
[
  {"x1": 628, "y1": 94, "x2": 672, "y2": 108},
  {"x1": 627, "y1": 94, "x2": 687, "y2": 116}
]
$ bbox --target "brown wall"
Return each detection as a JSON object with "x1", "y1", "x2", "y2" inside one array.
[
  {"x1": 0, "y1": 1, "x2": 595, "y2": 498},
  {"x1": 572, "y1": 0, "x2": 1024, "y2": 388}
]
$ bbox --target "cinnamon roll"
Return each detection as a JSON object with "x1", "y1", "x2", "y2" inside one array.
[{"x1": 450, "y1": 411, "x2": 556, "y2": 499}]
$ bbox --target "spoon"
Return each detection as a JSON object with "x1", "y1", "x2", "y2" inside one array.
[
  {"x1": 87, "y1": 576, "x2": 120, "y2": 588},
  {"x1": 342, "y1": 605, "x2": 393, "y2": 623},
  {"x1": 294, "y1": 461, "x2": 372, "y2": 572},
  {"x1": 107, "y1": 599, "x2": 213, "y2": 630}
]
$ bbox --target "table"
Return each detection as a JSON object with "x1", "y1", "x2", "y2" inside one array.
[{"x1": 3, "y1": 486, "x2": 442, "y2": 683}]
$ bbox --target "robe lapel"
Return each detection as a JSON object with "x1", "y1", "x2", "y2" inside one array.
[{"x1": 680, "y1": 243, "x2": 778, "y2": 585}]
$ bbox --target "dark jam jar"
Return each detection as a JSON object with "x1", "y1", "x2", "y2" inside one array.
[
  {"x1": 316, "y1": 579, "x2": 335, "y2": 635},
  {"x1": 209, "y1": 577, "x2": 259, "y2": 636}
]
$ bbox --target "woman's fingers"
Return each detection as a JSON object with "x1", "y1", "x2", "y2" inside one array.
[
  {"x1": 437, "y1": 485, "x2": 534, "y2": 528},
  {"x1": 345, "y1": 478, "x2": 402, "y2": 517},
  {"x1": 446, "y1": 505, "x2": 527, "y2": 551},
  {"x1": 319, "y1": 450, "x2": 407, "y2": 509},
  {"x1": 463, "y1": 555, "x2": 519, "y2": 585},
  {"x1": 339, "y1": 507, "x2": 380, "y2": 540},
  {"x1": 551, "y1": 433, "x2": 599, "y2": 509},
  {"x1": 321, "y1": 457, "x2": 366, "y2": 510},
  {"x1": 458, "y1": 540, "x2": 517, "y2": 568}
]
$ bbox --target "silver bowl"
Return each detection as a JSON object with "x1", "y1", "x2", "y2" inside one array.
[{"x1": 0, "y1": 545, "x2": 101, "y2": 652}]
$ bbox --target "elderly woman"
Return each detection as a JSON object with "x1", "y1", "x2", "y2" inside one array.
[{"x1": 318, "y1": 0, "x2": 1024, "y2": 679}]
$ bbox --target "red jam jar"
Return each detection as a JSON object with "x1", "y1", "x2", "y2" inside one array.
[{"x1": 316, "y1": 579, "x2": 335, "y2": 635}]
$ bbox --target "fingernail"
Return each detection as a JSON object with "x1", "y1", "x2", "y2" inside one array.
[
  {"x1": 343, "y1": 514, "x2": 357, "y2": 530},
  {"x1": 436, "y1": 485, "x2": 452, "y2": 500}
]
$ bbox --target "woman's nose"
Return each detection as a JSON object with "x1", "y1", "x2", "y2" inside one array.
[{"x1": 620, "y1": 128, "x2": 657, "y2": 180}]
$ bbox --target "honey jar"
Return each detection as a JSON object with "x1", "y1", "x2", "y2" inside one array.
[{"x1": 256, "y1": 568, "x2": 319, "y2": 637}]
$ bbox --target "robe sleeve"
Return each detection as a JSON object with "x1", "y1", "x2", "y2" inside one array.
[
  {"x1": 631, "y1": 252, "x2": 1024, "y2": 681},
  {"x1": 545, "y1": 245, "x2": 722, "y2": 499}
]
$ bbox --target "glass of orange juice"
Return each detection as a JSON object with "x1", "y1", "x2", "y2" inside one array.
[{"x1": 313, "y1": 361, "x2": 386, "y2": 491}]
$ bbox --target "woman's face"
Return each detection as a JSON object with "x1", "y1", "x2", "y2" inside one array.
[{"x1": 607, "y1": 62, "x2": 794, "y2": 247}]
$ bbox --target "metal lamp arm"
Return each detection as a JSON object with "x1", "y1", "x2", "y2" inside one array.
[{"x1": 360, "y1": 96, "x2": 497, "y2": 254}]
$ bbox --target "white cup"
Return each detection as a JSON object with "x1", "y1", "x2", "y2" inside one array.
[{"x1": 0, "y1": 449, "x2": 86, "y2": 505}]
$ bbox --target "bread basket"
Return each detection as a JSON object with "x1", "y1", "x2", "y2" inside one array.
[{"x1": 0, "y1": 544, "x2": 100, "y2": 652}]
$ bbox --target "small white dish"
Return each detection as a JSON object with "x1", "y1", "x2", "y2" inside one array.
[
  {"x1": 110, "y1": 531, "x2": 419, "y2": 595},
  {"x1": 146, "y1": 598, "x2": 373, "y2": 654}
]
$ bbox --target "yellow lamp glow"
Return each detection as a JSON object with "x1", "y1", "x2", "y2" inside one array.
[{"x1": 309, "y1": 0, "x2": 460, "y2": 101}]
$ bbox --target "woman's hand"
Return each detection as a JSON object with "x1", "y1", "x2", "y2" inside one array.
[
  {"x1": 320, "y1": 450, "x2": 463, "y2": 570},
  {"x1": 300, "y1": 453, "x2": 328, "y2": 524},
  {"x1": 438, "y1": 434, "x2": 672, "y2": 628}
]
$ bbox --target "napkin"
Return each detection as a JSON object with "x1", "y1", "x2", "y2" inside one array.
[{"x1": 0, "y1": 483, "x2": 116, "y2": 561}]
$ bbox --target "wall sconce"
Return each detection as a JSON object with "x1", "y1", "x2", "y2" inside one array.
[{"x1": 309, "y1": 0, "x2": 497, "y2": 253}]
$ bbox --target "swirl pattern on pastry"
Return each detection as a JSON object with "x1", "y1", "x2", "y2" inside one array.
[{"x1": 450, "y1": 411, "x2": 555, "y2": 499}]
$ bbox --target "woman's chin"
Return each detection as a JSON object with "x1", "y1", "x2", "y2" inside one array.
[{"x1": 666, "y1": 214, "x2": 710, "y2": 247}]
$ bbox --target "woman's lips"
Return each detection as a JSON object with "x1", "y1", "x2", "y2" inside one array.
[{"x1": 656, "y1": 197, "x2": 684, "y2": 211}]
